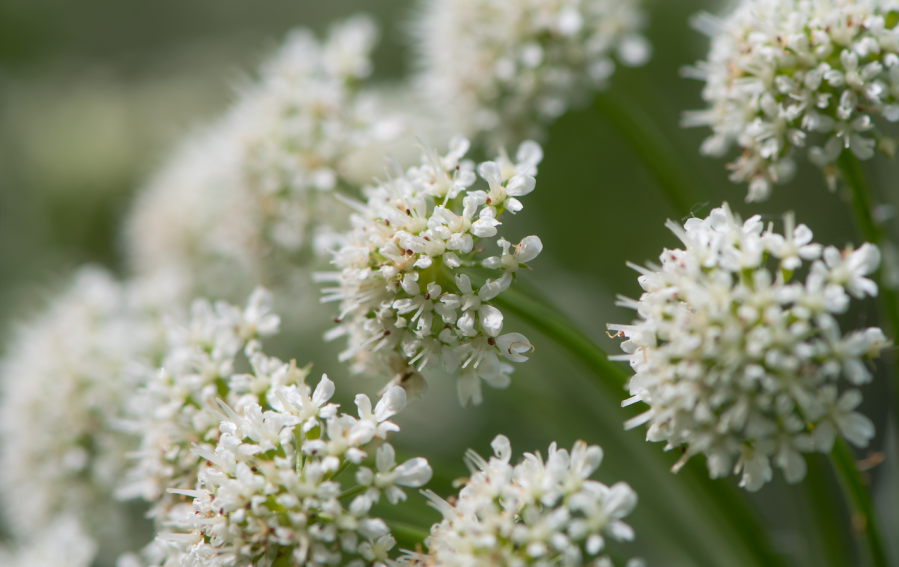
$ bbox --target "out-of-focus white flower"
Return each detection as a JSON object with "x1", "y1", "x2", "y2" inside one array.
[
  {"x1": 0, "y1": 515, "x2": 97, "y2": 567},
  {"x1": 397, "y1": 435, "x2": 642, "y2": 567},
  {"x1": 414, "y1": 0, "x2": 651, "y2": 144},
  {"x1": 0, "y1": 267, "x2": 165, "y2": 550},
  {"x1": 318, "y1": 136, "x2": 542, "y2": 405},
  {"x1": 684, "y1": 0, "x2": 899, "y2": 200},
  {"x1": 126, "y1": 16, "x2": 446, "y2": 301},
  {"x1": 609, "y1": 203, "x2": 888, "y2": 491}
]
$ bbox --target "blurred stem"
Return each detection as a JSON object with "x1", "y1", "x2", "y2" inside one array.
[
  {"x1": 592, "y1": 91, "x2": 700, "y2": 217},
  {"x1": 387, "y1": 520, "x2": 430, "y2": 548},
  {"x1": 830, "y1": 438, "x2": 888, "y2": 567},
  {"x1": 837, "y1": 153, "x2": 899, "y2": 424},
  {"x1": 804, "y1": 454, "x2": 852, "y2": 567},
  {"x1": 493, "y1": 286, "x2": 789, "y2": 567}
]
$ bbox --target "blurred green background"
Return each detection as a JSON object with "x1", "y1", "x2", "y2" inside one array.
[{"x1": 1, "y1": 0, "x2": 896, "y2": 565}]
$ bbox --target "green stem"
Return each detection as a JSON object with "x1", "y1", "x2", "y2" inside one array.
[
  {"x1": 830, "y1": 438, "x2": 888, "y2": 567},
  {"x1": 804, "y1": 454, "x2": 853, "y2": 567},
  {"x1": 593, "y1": 91, "x2": 701, "y2": 217},
  {"x1": 387, "y1": 520, "x2": 430, "y2": 547},
  {"x1": 492, "y1": 286, "x2": 629, "y2": 394},
  {"x1": 838, "y1": 152, "x2": 899, "y2": 331},
  {"x1": 339, "y1": 484, "x2": 367, "y2": 500},
  {"x1": 838, "y1": 152, "x2": 899, "y2": 434},
  {"x1": 492, "y1": 286, "x2": 789, "y2": 567}
]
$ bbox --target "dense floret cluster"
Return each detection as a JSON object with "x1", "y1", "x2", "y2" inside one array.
[
  {"x1": 684, "y1": 0, "x2": 899, "y2": 200},
  {"x1": 318, "y1": 137, "x2": 543, "y2": 405},
  {"x1": 117, "y1": 287, "x2": 282, "y2": 523},
  {"x1": 0, "y1": 268, "x2": 162, "y2": 555},
  {"x1": 610, "y1": 204, "x2": 887, "y2": 490},
  {"x1": 415, "y1": 0, "x2": 651, "y2": 144},
  {"x1": 403, "y1": 435, "x2": 642, "y2": 567},
  {"x1": 118, "y1": 288, "x2": 431, "y2": 567}
]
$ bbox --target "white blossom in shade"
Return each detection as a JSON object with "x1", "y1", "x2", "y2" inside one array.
[
  {"x1": 0, "y1": 515, "x2": 97, "y2": 567},
  {"x1": 317, "y1": 136, "x2": 542, "y2": 405},
  {"x1": 0, "y1": 267, "x2": 163, "y2": 551},
  {"x1": 125, "y1": 16, "x2": 445, "y2": 301},
  {"x1": 125, "y1": 119, "x2": 259, "y2": 302},
  {"x1": 398, "y1": 435, "x2": 642, "y2": 567},
  {"x1": 414, "y1": 0, "x2": 651, "y2": 144},
  {"x1": 683, "y1": 0, "x2": 899, "y2": 201},
  {"x1": 117, "y1": 287, "x2": 284, "y2": 525},
  {"x1": 156, "y1": 381, "x2": 429, "y2": 567},
  {"x1": 609, "y1": 203, "x2": 889, "y2": 491}
]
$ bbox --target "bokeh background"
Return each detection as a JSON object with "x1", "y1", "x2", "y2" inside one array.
[{"x1": 1, "y1": 0, "x2": 896, "y2": 565}]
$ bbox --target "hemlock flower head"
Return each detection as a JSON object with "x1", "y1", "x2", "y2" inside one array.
[
  {"x1": 414, "y1": 0, "x2": 651, "y2": 144},
  {"x1": 401, "y1": 435, "x2": 643, "y2": 567},
  {"x1": 0, "y1": 268, "x2": 162, "y2": 551},
  {"x1": 684, "y1": 0, "x2": 899, "y2": 201},
  {"x1": 609, "y1": 203, "x2": 888, "y2": 491},
  {"x1": 157, "y1": 374, "x2": 428, "y2": 567},
  {"x1": 318, "y1": 136, "x2": 542, "y2": 406},
  {"x1": 117, "y1": 287, "x2": 283, "y2": 524},
  {"x1": 126, "y1": 16, "x2": 440, "y2": 300},
  {"x1": 119, "y1": 287, "x2": 431, "y2": 567}
]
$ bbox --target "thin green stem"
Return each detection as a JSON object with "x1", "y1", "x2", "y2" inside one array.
[
  {"x1": 838, "y1": 152, "x2": 899, "y2": 332},
  {"x1": 339, "y1": 484, "x2": 367, "y2": 500},
  {"x1": 837, "y1": 152, "x2": 899, "y2": 432},
  {"x1": 830, "y1": 438, "x2": 888, "y2": 567},
  {"x1": 387, "y1": 520, "x2": 430, "y2": 547},
  {"x1": 804, "y1": 454, "x2": 853, "y2": 567},
  {"x1": 492, "y1": 286, "x2": 629, "y2": 394},
  {"x1": 492, "y1": 286, "x2": 790, "y2": 567},
  {"x1": 593, "y1": 91, "x2": 701, "y2": 217}
]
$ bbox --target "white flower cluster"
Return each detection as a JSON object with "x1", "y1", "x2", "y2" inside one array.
[
  {"x1": 319, "y1": 137, "x2": 543, "y2": 406},
  {"x1": 0, "y1": 268, "x2": 161, "y2": 552},
  {"x1": 609, "y1": 203, "x2": 888, "y2": 491},
  {"x1": 119, "y1": 288, "x2": 432, "y2": 567},
  {"x1": 126, "y1": 16, "x2": 438, "y2": 300},
  {"x1": 167, "y1": 377, "x2": 429, "y2": 567},
  {"x1": 0, "y1": 515, "x2": 97, "y2": 567},
  {"x1": 117, "y1": 287, "x2": 282, "y2": 524},
  {"x1": 405, "y1": 435, "x2": 642, "y2": 567},
  {"x1": 415, "y1": 0, "x2": 651, "y2": 144},
  {"x1": 684, "y1": 0, "x2": 899, "y2": 201}
]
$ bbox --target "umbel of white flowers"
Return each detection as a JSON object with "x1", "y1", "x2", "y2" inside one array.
[
  {"x1": 399, "y1": 435, "x2": 643, "y2": 567},
  {"x1": 609, "y1": 203, "x2": 887, "y2": 491},
  {"x1": 127, "y1": 15, "x2": 440, "y2": 301},
  {"x1": 117, "y1": 288, "x2": 431, "y2": 567},
  {"x1": 0, "y1": 515, "x2": 97, "y2": 567},
  {"x1": 0, "y1": 268, "x2": 165, "y2": 556},
  {"x1": 683, "y1": 0, "x2": 899, "y2": 201},
  {"x1": 414, "y1": 0, "x2": 652, "y2": 145},
  {"x1": 117, "y1": 287, "x2": 284, "y2": 525},
  {"x1": 317, "y1": 136, "x2": 542, "y2": 406}
]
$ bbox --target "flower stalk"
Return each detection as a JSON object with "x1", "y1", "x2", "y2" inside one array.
[
  {"x1": 838, "y1": 152, "x2": 899, "y2": 421},
  {"x1": 593, "y1": 91, "x2": 701, "y2": 217},
  {"x1": 830, "y1": 438, "x2": 888, "y2": 567}
]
